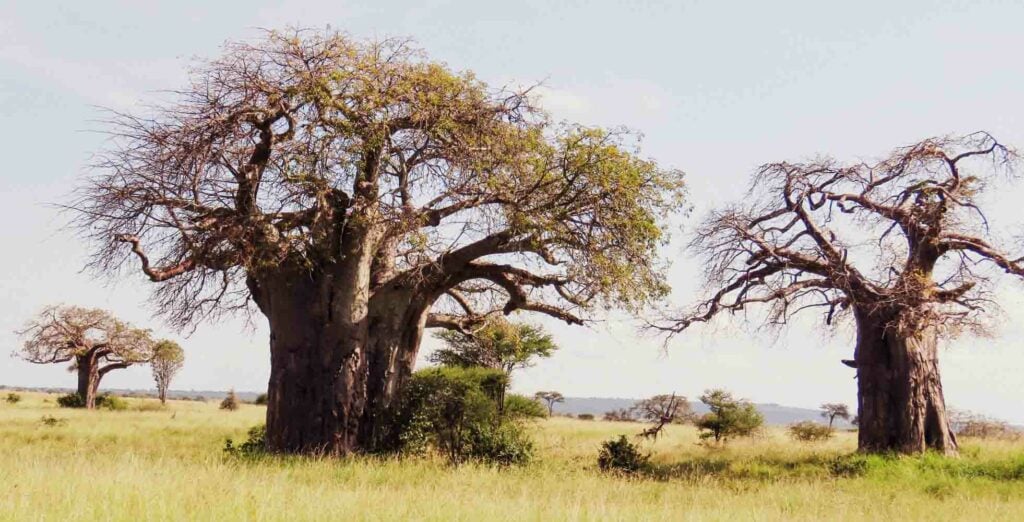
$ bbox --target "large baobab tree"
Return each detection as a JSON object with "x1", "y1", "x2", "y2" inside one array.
[
  {"x1": 660, "y1": 133, "x2": 1022, "y2": 454},
  {"x1": 71, "y1": 31, "x2": 683, "y2": 455},
  {"x1": 16, "y1": 305, "x2": 154, "y2": 409}
]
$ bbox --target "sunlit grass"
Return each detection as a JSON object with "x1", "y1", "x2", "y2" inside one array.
[{"x1": 1, "y1": 392, "x2": 1022, "y2": 521}]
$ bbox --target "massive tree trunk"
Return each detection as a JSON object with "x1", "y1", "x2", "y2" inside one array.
[
  {"x1": 250, "y1": 263, "x2": 372, "y2": 456},
  {"x1": 853, "y1": 308, "x2": 958, "y2": 455},
  {"x1": 358, "y1": 286, "x2": 432, "y2": 450},
  {"x1": 75, "y1": 354, "x2": 99, "y2": 410}
]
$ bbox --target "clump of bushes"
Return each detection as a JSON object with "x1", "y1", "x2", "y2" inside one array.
[
  {"x1": 503, "y1": 394, "x2": 547, "y2": 419},
  {"x1": 252, "y1": 393, "x2": 268, "y2": 405},
  {"x1": 56, "y1": 393, "x2": 127, "y2": 410},
  {"x1": 597, "y1": 435, "x2": 650, "y2": 474},
  {"x1": 5, "y1": 393, "x2": 21, "y2": 404},
  {"x1": 950, "y1": 410, "x2": 1021, "y2": 440},
  {"x1": 220, "y1": 390, "x2": 239, "y2": 411},
  {"x1": 224, "y1": 424, "x2": 267, "y2": 456},
  {"x1": 40, "y1": 415, "x2": 68, "y2": 427},
  {"x1": 383, "y1": 367, "x2": 533, "y2": 465},
  {"x1": 789, "y1": 421, "x2": 833, "y2": 442},
  {"x1": 577, "y1": 413, "x2": 595, "y2": 421}
]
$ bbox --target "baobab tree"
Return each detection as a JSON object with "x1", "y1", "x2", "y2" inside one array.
[
  {"x1": 71, "y1": 31, "x2": 683, "y2": 454},
  {"x1": 151, "y1": 340, "x2": 185, "y2": 404},
  {"x1": 660, "y1": 133, "x2": 1022, "y2": 454},
  {"x1": 15, "y1": 305, "x2": 153, "y2": 409},
  {"x1": 820, "y1": 403, "x2": 850, "y2": 431}
]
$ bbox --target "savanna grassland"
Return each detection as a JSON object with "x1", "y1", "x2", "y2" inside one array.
[{"x1": 1, "y1": 392, "x2": 1023, "y2": 521}]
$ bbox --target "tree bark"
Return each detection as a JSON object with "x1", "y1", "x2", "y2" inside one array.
[
  {"x1": 75, "y1": 354, "x2": 99, "y2": 410},
  {"x1": 358, "y1": 286, "x2": 431, "y2": 450},
  {"x1": 249, "y1": 265, "x2": 371, "y2": 455},
  {"x1": 853, "y1": 308, "x2": 958, "y2": 455}
]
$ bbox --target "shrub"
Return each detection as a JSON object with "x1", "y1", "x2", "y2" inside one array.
[
  {"x1": 55, "y1": 393, "x2": 126, "y2": 410},
  {"x1": 224, "y1": 424, "x2": 267, "y2": 456},
  {"x1": 384, "y1": 366, "x2": 532, "y2": 465},
  {"x1": 789, "y1": 421, "x2": 833, "y2": 442},
  {"x1": 253, "y1": 393, "x2": 268, "y2": 405},
  {"x1": 40, "y1": 415, "x2": 67, "y2": 427},
  {"x1": 603, "y1": 408, "x2": 639, "y2": 422},
  {"x1": 56, "y1": 393, "x2": 85, "y2": 408},
  {"x1": 597, "y1": 435, "x2": 650, "y2": 474},
  {"x1": 503, "y1": 394, "x2": 547, "y2": 419},
  {"x1": 5, "y1": 393, "x2": 21, "y2": 404},
  {"x1": 97, "y1": 395, "x2": 128, "y2": 411},
  {"x1": 220, "y1": 390, "x2": 239, "y2": 411},
  {"x1": 577, "y1": 413, "x2": 595, "y2": 421}
]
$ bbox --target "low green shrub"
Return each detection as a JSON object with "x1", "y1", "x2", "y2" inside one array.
[
  {"x1": 56, "y1": 393, "x2": 127, "y2": 410},
  {"x1": 788, "y1": 421, "x2": 833, "y2": 442},
  {"x1": 384, "y1": 366, "x2": 532, "y2": 465},
  {"x1": 597, "y1": 435, "x2": 650, "y2": 474},
  {"x1": 40, "y1": 415, "x2": 67, "y2": 427},
  {"x1": 253, "y1": 393, "x2": 268, "y2": 405},
  {"x1": 577, "y1": 413, "x2": 595, "y2": 421},
  {"x1": 5, "y1": 393, "x2": 21, "y2": 404},
  {"x1": 503, "y1": 394, "x2": 547, "y2": 419},
  {"x1": 224, "y1": 424, "x2": 267, "y2": 457}
]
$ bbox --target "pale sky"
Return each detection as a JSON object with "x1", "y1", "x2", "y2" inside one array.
[{"x1": 2, "y1": 1, "x2": 1023, "y2": 422}]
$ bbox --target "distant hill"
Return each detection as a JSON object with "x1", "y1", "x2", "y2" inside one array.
[
  {"x1": 2, "y1": 385, "x2": 848, "y2": 426},
  {"x1": 554, "y1": 396, "x2": 852, "y2": 427}
]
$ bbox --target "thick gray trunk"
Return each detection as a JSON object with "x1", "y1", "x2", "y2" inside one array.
[
  {"x1": 358, "y1": 286, "x2": 430, "y2": 449},
  {"x1": 853, "y1": 308, "x2": 957, "y2": 455},
  {"x1": 76, "y1": 355, "x2": 99, "y2": 410}
]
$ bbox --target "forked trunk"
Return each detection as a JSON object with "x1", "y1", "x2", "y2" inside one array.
[
  {"x1": 853, "y1": 308, "x2": 957, "y2": 455},
  {"x1": 358, "y1": 286, "x2": 431, "y2": 450}
]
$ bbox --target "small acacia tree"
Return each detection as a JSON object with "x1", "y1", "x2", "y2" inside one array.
[
  {"x1": 15, "y1": 305, "x2": 153, "y2": 409},
  {"x1": 151, "y1": 340, "x2": 185, "y2": 404},
  {"x1": 71, "y1": 30, "x2": 682, "y2": 454},
  {"x1": 820, "y1": 403, "x2": 851, "y2": 431},
  {"x1": 661, "y1": 133, "x2": 1023, "y2": 455},
  {"x1": 534, "y1": 391, "x2": 564, "y2": 416},
  {"x1": 695, "y1": 389, "x2": 764, "y2": 444},
  {"x1": 431, "y1": 319, "x2": 556, "y2": 376}
]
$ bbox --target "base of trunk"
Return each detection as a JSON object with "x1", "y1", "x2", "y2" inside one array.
[{"x1": 854, "y1": 312, "x2": 957, "y2": 455}]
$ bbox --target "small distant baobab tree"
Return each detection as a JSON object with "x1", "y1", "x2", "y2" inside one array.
[
  {"x1": 660, "y1": 133, "x2": 1022, "y2": 454},
  {"x1": 534, "y1": 391, "x2": 564, "y2": 416},
  {"x1": 151, "y1": 340, "x2": 185, "y2": 404},
  {"x1": 15, "y1": 305, "x2": 154, "y2": 409},
  {"x1": 820, "y1": 403, "x2": 850, "y2": 431}
]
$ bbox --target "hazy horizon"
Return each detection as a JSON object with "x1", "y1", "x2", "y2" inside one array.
[{"x1": 3, "y1": 1, "x2": 1023, "y2": 423}]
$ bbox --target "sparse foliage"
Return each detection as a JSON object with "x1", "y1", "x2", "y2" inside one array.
[
  {"x1": 820, "y1": 403, "x2": 850, "y2": 431},
  {"x1": 534, "y1": 391, "x2": 564, "y2": 416},
  {"x1": 5, "y1": 393, "x2": 21, "y2": 405},
  {"x1": 151, "y1": 340, "x2": 185, "y2": 405},
  {"x1": 69, "y1": 29, "x2": 684, "y2": 454},
  {"x1": 635, "y1": 394, "x2": 691, "y2": 440},
  {"x1": 660, "y1": 133, "x2": 1022, "y2": 454},
  {"x1": 15, "y1": 305, "x2": 153, "y2": 409},
  {"x1": 503, "y1": 394, "x2": 548, "y2": 419}
]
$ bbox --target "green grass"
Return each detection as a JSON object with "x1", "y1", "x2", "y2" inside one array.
[{"x1": 1, "y1": 392, "x2": 1022, "y2": 521}]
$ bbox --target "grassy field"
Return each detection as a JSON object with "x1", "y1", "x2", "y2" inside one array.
[{"x1": 1, "y1": 392, "x2": 1022, "y2": 521}]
